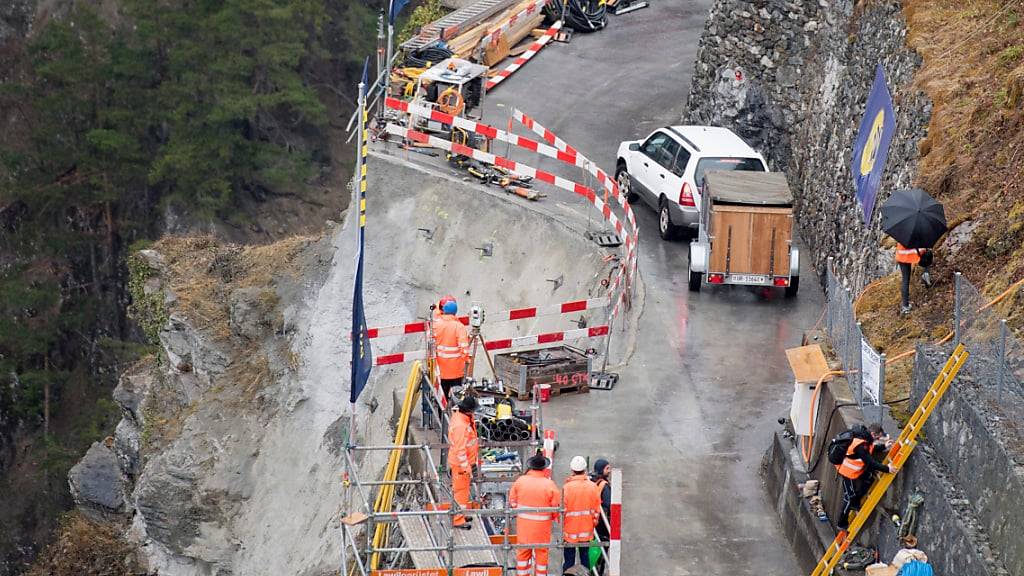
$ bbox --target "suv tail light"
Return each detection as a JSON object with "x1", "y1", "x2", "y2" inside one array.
[{"x1": 679, "y1": 182, "x2": 696, "y2": 207}]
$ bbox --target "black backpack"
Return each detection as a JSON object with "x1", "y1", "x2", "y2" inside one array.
[{"x1": 827, "y1": 426, "x2": 872, "y2": 465}]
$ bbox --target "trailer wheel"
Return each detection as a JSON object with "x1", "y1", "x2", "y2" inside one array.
[
  {"x1": 785, "y1": 276, "x2": 800, "y2": 297},
  {"x1": 688, "y1": 269, "x2": 702, "y2": 292}
]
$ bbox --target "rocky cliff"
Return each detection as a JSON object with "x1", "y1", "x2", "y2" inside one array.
[{"x1": 686, "y1": 0, "x2": 931, "y2": 288}]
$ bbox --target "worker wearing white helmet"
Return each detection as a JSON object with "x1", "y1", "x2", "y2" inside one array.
[{"x1": 561, "y1": 456, "x2": 601, "y2": 574}]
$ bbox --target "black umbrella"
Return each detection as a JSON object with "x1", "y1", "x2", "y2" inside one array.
[{"x1": 880, "y1": 188, "x2": 947, "y2": 249}]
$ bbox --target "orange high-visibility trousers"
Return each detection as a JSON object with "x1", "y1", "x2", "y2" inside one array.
[
  {"x1": 452, "y1": 470, "x2": 471, "y2": 525},
  {"x1": 515, "y1": 547, "x2": 549, "y2": 576}
]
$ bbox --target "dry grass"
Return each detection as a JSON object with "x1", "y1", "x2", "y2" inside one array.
[
  {"x1": 857, "y1": 1, "x2": 1024, "y2": 404},
  {"x1": 27, "y1": 512, "x2": 142, "y2": 576},
  {"x1": 153, "y1": 234, "x2": 313, "y2": 341}
]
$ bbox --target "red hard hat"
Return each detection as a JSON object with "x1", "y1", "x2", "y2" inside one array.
[{"x1": 439, "y1": 295, "x2": 456, "y2": 308}]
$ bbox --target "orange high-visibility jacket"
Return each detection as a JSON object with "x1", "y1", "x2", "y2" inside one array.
[
  {"x1": 433, "y1": 314, "x2": 470, "y2": 379},
  {"x1": 509, "y1": 470, "x2": 561, "y2": 545},
  {"x1": 447, "y1": 411, "x2": 478, "y2": 474},
  {"x1": 895, "y1": 244, "x2": 921, "y2": 265},
  {"x1": 836, "y1": 438, "x2": 874, "y2": 479},
  {"x1": 562, "y1": 474, "x2": 601, "y2": 543}
]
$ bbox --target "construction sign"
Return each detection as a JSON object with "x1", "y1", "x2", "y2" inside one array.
[{"x1": 372, "y1": 565, "x2": 503, "y2": 569}]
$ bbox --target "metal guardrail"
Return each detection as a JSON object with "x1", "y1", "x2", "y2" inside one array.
[
  {"x1": 954, "y1": 272, "x2": 1023, "y2": 401},
  {"x1": 825, "y1": 257, "x2": 886, "y2": 423}
]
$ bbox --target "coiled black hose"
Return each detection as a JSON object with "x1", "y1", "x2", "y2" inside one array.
[
  {"x1": 546, "y1": 0, "x2": 607, "y2": 32},
  {"x1": 403, "y1": 44, "x2": 454, "y2": 68}
]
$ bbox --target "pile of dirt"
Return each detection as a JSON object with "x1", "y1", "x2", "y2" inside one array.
[{"x1": 857, "y1": 0, "x2": 1024, "y2": 404}]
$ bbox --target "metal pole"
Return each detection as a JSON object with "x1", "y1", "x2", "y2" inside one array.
[
  {"x1": 376, "y1": 10, "x2": 385, "y2": 114},
  {"x1": 845, "y1": 288, "x2": 855, "y2": 401},
  {"x1": 385, "y1": 0, "x2": 395, "y2": 106},
  {"x1": 954, "y1": 271, "x2": 963, "y2": 347},
  {"x1": 856, "y1": 321, "x2": 864, "y2": 406},
  {"x1": 998, "y1": 319, "x2": 1008, "y2": 401},
  {"x1": 877, "y1": 353, "x2": 886, "y2": 425},
  {"x1": 826, "y1": 257, "x2": 834, "y2": 337}
]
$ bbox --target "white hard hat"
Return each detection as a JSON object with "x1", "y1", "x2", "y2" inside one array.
[{"x1": 570, "y1": 456, "x2": 588, "y2": 472}]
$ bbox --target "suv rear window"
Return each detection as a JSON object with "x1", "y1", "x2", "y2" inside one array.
[{"x1": 694, "y1": 157, "x2": 766, "y2": 187}]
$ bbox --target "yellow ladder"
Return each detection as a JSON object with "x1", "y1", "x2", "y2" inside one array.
[{"x1": 810, "y1": 343, "x2": 969, "y2": 576}]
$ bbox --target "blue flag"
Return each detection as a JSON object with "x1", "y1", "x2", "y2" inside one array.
[
  {"x1": 851, "y1": 65, "x2": 896, "y2": 224},
  {"x1": 389, "y1": 0, "x2": 410, "y2": 24},
  {"x1": 350, "y1": 59, "x2": 372, "y2": 404}
]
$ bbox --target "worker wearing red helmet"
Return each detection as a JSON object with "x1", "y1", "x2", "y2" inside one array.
[{"x1": 432, "y1": 296, "x2": 470, "y2": 399}]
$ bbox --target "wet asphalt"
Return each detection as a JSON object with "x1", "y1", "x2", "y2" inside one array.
[{"x1": 480, "y1": 1, "x2": 825, "y2": 573}]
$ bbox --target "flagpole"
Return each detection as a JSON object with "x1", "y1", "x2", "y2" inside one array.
[{"x1": 349, "y1": 71, "x2": 369, "y2": 449}]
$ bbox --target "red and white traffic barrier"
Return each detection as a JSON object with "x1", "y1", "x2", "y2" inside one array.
[
  {"x1": 384, "y1": 123, "x2": 630, "y2": 246},
  {"x1": 373, "y1": 325, "x2": 608, "y2": 366},
  {"x1": 366, "y1": 296, "x2": 609, "y2": 339},
  {"x1": 512, "y1": 109, "x2": 640, "y2": 308},
  {"x1": 485, "y1": 21, "x2": 562, "y2": 91},
  {"x1": 609, "y1": 467, "x2": 622, "y2": 576},
  {"x1": 385, "y1": 97, "x2": 588, "y2": 171}
]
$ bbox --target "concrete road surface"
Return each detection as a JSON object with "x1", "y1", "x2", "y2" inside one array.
[{"x1": 484, "y1": 1, "x2": 823, "y2": 574}]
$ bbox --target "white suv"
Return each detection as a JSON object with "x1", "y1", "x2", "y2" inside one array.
[{"x1": 615, "y1": 126, "x2": 768, "y2": 240}]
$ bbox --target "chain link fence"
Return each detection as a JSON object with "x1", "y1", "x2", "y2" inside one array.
[
  {"x1": 955, "y1": 273, "x2": 1023, "y2": 401},
  {"x1": 826, "y1": 258, "x2": 885, "y2": 421}
]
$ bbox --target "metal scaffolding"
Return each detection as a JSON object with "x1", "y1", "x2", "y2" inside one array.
[{"x1": 340, "y1": 364, "x2": 620, "y2": 576}]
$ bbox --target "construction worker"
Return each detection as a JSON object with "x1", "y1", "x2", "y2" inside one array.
[
  {"x1": 509, "y1": 453, "x2": 561, "y2": 576},
  {"x1": 836, "y1": 423, "x2": 896, "y2": 530},
  {"x1": 562, "y1": 456, "x2": 601, "y2": 575},
  {"x1": 590, "y1": 459, "x2": 612, "y2": 575},
  {"x1": 895, "y1": 243, "x2": 933, "y2": 314},
  {"x1": 448, "y1": 395, "x2": 479, "y2": 530},
  {"x1": 433, "y1": 297, "x2": 470, "y2": 399}
]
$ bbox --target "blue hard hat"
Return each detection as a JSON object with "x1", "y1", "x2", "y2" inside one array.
[{"x1": 442, "y1": 300, "x2": 458, "y2": 314}]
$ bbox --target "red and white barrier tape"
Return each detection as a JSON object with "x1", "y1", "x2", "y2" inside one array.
[
  {"x1": 373, "y1": 325, "x2": 608, "y2": 366},
  {"x1": 481, "y1": 0, "x2": 548, "y2": 47},
  {"x1": 485, "y1": 21, "x2": 562, "y2": 91},
  {"x1": 367, "y1": 296, "x2": 609, "y2": 339},
  {"x1": 609, "y1": 467, "x2": 622, "y2": 576}
]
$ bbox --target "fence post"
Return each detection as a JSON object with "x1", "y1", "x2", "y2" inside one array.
[
  {"x1": 954, "y1": 271, "x2": 963, "y2": 347},
  {"x1": 877, "y1": 352, "x2": 886, "y2": 425},
  {"x1": 856, "y1": 321, "x2": 864, "y2": 405},
  {"x1": 845, "y1": 287, "x2": 855, "y2": 398},
  {"x1": 826, "y1": 257, "x2": 835, "y2": 338},
  {"x1": 998, "y1": 319, "x2": 1008, "y2": 402}
]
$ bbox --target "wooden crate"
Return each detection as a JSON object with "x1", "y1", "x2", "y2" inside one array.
[
  {"x1": 708, "y1": 204, "x2": 792, "y2": 276},
  {"x1": 494, "y1": 346, "x2": 591, "y2": 400}
]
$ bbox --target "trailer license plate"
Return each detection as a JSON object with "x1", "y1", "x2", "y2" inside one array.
[{"x1": 730, "y1": 274, "x2": 768, "y2": 284}]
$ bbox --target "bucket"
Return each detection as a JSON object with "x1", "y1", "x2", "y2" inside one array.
[{"x1": 539, "y1": 384, "x2": 552, "y2": 402}]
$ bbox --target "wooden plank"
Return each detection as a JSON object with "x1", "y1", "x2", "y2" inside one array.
[
  {"x1": 708, "y1": 205, "x2": 792, "y2": 275},
  {"x1": 397, "y1": 516, "x2": 443, "y2": 569},
  {"x1": 785, "y1": 344, "x2": 829, "y2": 384}
]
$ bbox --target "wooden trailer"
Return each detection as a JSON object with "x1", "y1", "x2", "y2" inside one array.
[{"x1": 687, "y1": 171, "x2": 800, "y2": 296}]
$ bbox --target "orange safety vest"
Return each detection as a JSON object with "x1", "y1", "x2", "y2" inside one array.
[
  {"x1": 562, "y1": 474, "x2": 601, "y2": 543},
  {"x1": 433, "y1": 314, "x2": 470, "y2": 379},
  {"x1": 509, "y1": 470, "x2": 561, "y2": 545},
  {"x1": 447, "y1": 411, "x2": 478, "y2": 473},
  {"x1": 895, "y1": 243, "x2": 921, "y2": 265},
  {"x1": 836, "y1": 438, "x2": 874, "y2": 479}
]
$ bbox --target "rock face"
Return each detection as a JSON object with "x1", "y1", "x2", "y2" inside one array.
[
  {"x1": 687, "y1": 0, "x2": 931, "y2": 288},
  {"x1": 69, "y1": 442, "x2": 127, "y2": 521}
]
